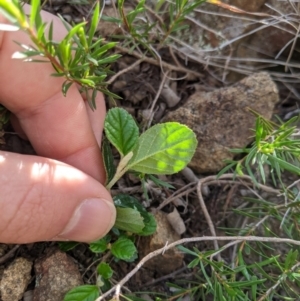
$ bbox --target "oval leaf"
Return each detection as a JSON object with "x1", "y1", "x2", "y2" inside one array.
[
  {"x1": 63, "y1": 285, "x2": 99, "y2": 301},
  {"x1": 97, "y1": 262, "x2": 113, "y2": 280},
  {"x1": 104, "y1": 108, "x2": 139, "y2": 156},
  {"x1": 111, "y1": 237, "x2": 137, "y2": 261},
  {"x1": 89, "y1": 237, "x2": 109, "y2": 253},
  {"x1": 115, "y1": 207, "x2": 145, "y2": 233},
  {"x1": 128, "y1": 122, "x2": 197, "y2": 174},
  {"x1": 114, "y1": 194, "x2": 156, "y2": 235},
  {"x1": 140, "y1": 213, "x2": 157, "y2": 236}
]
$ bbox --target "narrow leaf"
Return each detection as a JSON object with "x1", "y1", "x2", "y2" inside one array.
[
  {"x1": 269, "y1": 155, "x2": 300, "y2": 174},
  {"x1": 97, "y1": 54, "x2": 121, "y2": 65},
  {"x1": 63, "y1": 285, "x2": 99, "y2": 301},
  {"x1": 102, "y1": 138, "x2": 116, "y2": 185},
  {"x1": 48, "y1": 21, "x2": 53, "y2": 41},
  {"x1": 104, "y1": 108, "x2": 139, "y2": 156},
  {"x1": 0, "y1": 0, "x2": 25, "y2": 25},
  {"x1": 88, "y1": 1, "x2": 99, "y2": 45},
  {"x1": 128, "y1": 122, "x2": 197, "y2": 174},
  {"x1": 62, "y1": 81, "x2": 73, "y2": 96},
  {"x1": 30, "y1": 0, "x2": 40, "y2": 28}
]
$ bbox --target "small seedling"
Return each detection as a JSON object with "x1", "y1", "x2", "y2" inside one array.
[
  {"x1": 0, "y1": 2, "x2": 198, "y2": 300},
  {"x1": 218, "y1": 110, "x2": 300, "y2": 186},
  {"x1": 63, "y1": 107, "x2": 197, "y2": 300}
]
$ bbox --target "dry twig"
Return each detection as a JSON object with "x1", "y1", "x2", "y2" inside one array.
[{"x1": 96, "y1": 236, "x2": 300, "y2": 301}]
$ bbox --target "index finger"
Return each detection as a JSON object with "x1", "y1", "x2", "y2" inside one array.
[{"x1": 0, "y1": 7, "x2": 106, "y2": 183}]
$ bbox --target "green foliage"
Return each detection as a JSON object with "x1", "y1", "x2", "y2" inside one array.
[
  {"x1": 114, "y1": 207, "x2": 145, "y2": 234},
  {"x1": 114, "y1": 194, "x2": 157, "y2": 236},
  {"x1": 89, "y1": 237, "x2": 109, "y2": 254},
  {"x1": 162, "y1": 194, "x2": 300, "y2": 301},
  {"x1": 63, "y1": 285, "x2": 99, "y2": 301},
  {"x1": 107, "y1": 0, "x2": 207, "y2": 53},
  {"x1": 0, "y1": 0, "x2": 120, "y2": 109},
  {"x1": 111, "y1": 236, "x2": 137, "y2": 262},
  {"x1": 104, "y1": 108, "x2": 197, "y2": 189},
  {"x1": 104, "y1": 108, "x2": 139, "y2": 157},
  {"x1": 127, "y1": 122, "x2": 197, "y2": 174},
  {"x1": 1, "y1": 3, "x2": 201, "y2": 300},
  {"x1": 97, "y1": 262, "x2": 113, "y2": 280},
  {"x1": 219, "y1": 112, "x2": 300, "y2": 185},
  {"x1": 58, "y1": 241, "x2": 79, "y2": 252}
]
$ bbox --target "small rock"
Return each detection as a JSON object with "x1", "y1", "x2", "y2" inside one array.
[
  {"x1": 33, "y1": 249, "x2": 82, "y2": 301},
  {"x1": 163, "y1": 72, "x2": 279, "y2": 173},
  {"x1": 0, "y1": 257, "x2": 32, "y2": 301},
  {"x1": 139, "y1": 211, "x2": 184, "y2": 274},
  {"x1": 167, "y1": 208, "x2": 186, "y2": 235}
]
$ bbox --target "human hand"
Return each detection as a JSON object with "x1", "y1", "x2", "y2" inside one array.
[{"x1": 0, "y1": 6, "x2": 116, "y2": 244}]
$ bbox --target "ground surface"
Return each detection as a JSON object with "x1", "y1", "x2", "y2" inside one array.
[{"x1": 1, "y1": 1, "x2": 300, "y2": 301}]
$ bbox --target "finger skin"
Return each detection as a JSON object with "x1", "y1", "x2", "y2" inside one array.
[
  {"x1": 0, "y1": 151, "x2": 115, "y2": 243},
  {"x1": 0, "y1": 8, "x2": 106, "y2": 183},
  {"x1": 0, "y1": 7, "x2": 116, "y2": 243}
]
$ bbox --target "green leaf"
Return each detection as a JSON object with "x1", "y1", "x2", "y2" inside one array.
[
  {"x1": 88, "y1": 1, "x2": 99, "y2": 45},
  {"x1": 101, "y1": 15, "x2": 121, "y2": 24},
  {"x1": 77, "y1": 78, "x2": 95, "y2": 87},
  {"x1": 104, "y1": 108, "x2": 139, "y2": 157},
  {"x1": 30, "y1": 0, "x2": 40, "y2": 28},
  {"x1": 0, "y1": 0, "x2": 25, "y2": 25},
  {"x1": 102, "y1": 138, "x2": 116, "y2": 185},
  {"x1": 62, "y1": 81, "x2": 73, "y2": 96},
  {"x1": 126, "y1": 0, "x2": 145, "y2": 24},
  {"x1": 89, "y1": 237, "x2": 109, "y2": 253},
  {"x1": 97, "y1": 54, "x2": 121, "y2": 65},
  {"x1": 140, "y1": 213, "x2": 157, "y2": 236},
  {"x1": 63, "y1": 285, "x2": 99, "y2": 301},
  {"x1": 111, "y1": 236, "x2": 137, "y2": 261},
  {"x1": 97, "y1": 262, "x2": 113, "y2": 280},
  {"x1": 284, "y1": 249, "x2": 298, "y2": 270},
  {"x1": 269, "y1": 155, "x2": 300, "y2": 175},
  {"x1": 93, "y1": 42, "x2": 117, "y2": 58},
  {"x1": 48, "y1": 21, "x2": 53, "y2": 41},
  {"x1": 113, "y1": 194, "x2": 156, "y2": 235},
  {"x1": 127, "y1": 122, "x2": 197, "y2": 174},
  {"x1": 58, "y1": 241, "x2": 79, "y2": 252},
  {"x1": 64, "y1": 21, "x2": 87, "y2": 42},
  {"x1": 114, "y1": 207, "x2": 145, "y2": 233},
  {"x1": 147, "y1": 174, "x2": 175, "y2": 189}
]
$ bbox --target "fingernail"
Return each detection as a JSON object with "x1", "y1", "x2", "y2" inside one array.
[{"x1": 57, "y1": 198, "x2": 115, "y2": 242}]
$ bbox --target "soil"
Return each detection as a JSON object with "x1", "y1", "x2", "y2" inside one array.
[{"x1": 0, "y1": 1, "x2": 300, "y2": 301}]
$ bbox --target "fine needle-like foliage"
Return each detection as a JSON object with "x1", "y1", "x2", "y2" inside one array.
[
  {"x1": 218, "y1": 109, "x2": 300, "y2": 186},
  {"x1": 0, "y1": 0, "x2": 121, "y2": 109}
]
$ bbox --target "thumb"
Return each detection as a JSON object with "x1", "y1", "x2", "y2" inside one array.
[{"x1": 0, "y1": 151, "x2": 116, "y2": 244}]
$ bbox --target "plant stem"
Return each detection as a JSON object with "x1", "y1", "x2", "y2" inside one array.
[{"x1": 106, "y1": 152, "x2": 133, "y2": 190}]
